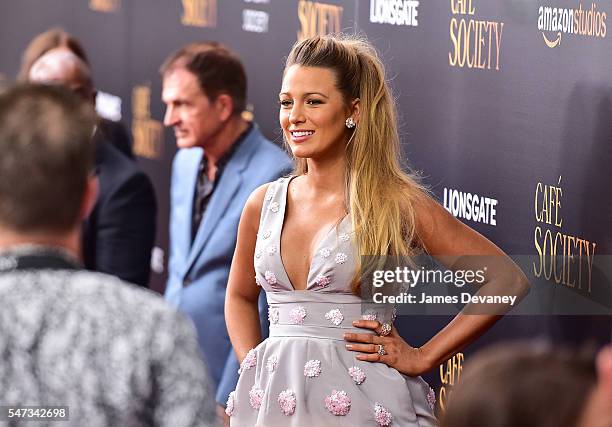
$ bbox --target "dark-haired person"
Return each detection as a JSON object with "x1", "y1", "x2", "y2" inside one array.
[
  {"x1": 225, "y1": 34, "x2": 528, "y2": 425},
  {"x1": 28, "y1": 48, "x2": 157, "y2": 287},
  {"x1": 440, "y1": 341, "x2": 612, "y2": 427},
  {"x1": 19, "y1": 27, "x2": 133, "y2": 158},
  {"x1": 0, "y1": 84, "x2": 215, "y2": 426},
  {"x1": 161, "y1": 42, "x2": 291, "y2": 422}
]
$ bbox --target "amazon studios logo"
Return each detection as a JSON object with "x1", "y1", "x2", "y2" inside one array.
[{"x1": 537, "y1": 3, "x2": 607, "y2": 48}]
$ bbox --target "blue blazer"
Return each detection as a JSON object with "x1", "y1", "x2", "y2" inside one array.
[{"x1": 165, "y1": 124, "x2": 292, "y2": 405}]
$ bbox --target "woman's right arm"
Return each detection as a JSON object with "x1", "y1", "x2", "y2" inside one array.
[{"x1": 225, "y1": 184, "x2": 269, "y2": 363}]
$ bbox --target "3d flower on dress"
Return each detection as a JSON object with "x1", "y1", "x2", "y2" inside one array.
[
  {"x1": 268, "y1": 307, "x2": 279, "y2": 324},
  {"x1": 289, "y1": 306, "x2": 307, "y2": 324},
  {"x1": 427, "y1": 387, "x2": 436, "y2": 410},
  {"x1": 303, "y1": 359, "x2": 322, "y2": 378},
  {"x1": 361, "y1": 309, "x2": 378, "y2": 321},
  {"x1": 225, "y1": 391, "x2": 236, "y2": 416},
  {"x1": 249, "y1": 386, "x2": 264, "y2": 410},
  {"x1": 267, "y1": 245, "x2": 278, "y2": 255},
  {"x1": 255, "y1": 249, "x2": 263, "y2": 259},
  {"x1": 239, "y1": 348, "x2": 257, "y2": 374},
  {"x1": 374, "y1": 403, "x2": 393, "y2": 426},
  {"x1": 325, "y1": 309, "x2": 344, "y2": 326},
  {"x1": 335, "y1": 252, "x2": 348, "y2": 264},
  {"x1": 325, "y1": 390, "x2": 351, "y2": 416},
  {"x1": 264, "y1": 187, "x2": 275, "y2": 201},
  {"x1": 314, "y1": 274, "x2": 331, "y2": 289},
  {"x1": 277, "y1": 389, "x2": 296, "y2": 416},
  {"x1": 266, "y1": 355, "x2": 278, "y2": 372},
  {"x1": 263, "y1": 230, "x2": 272, "y2": 239},
  {"x1": 348, "y1": 366, "x2": 366, "y2": 385},
  {"x1": 339, "y1": 233, "x2": 350, "y2": 242},
  {"x1": 264, "y1": 270, "x2": 277, "y2": 285},
  {"x1": 255, "y1": 276, "x2": 261, "y2": 287},
  {"x1": 320, "y1": 248, "x2": 331, "y2": 258},
  {"x1": 269, "y1": 201, "x2": 280, "y2": 213}
]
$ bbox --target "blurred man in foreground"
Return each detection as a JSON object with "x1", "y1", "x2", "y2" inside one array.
[{"x1": 0, "y1": 84, "x2": 216, "y2": 426}]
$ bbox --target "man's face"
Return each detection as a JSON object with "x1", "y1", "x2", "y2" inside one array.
[
  {"x1": 28, "y1": 48, "x2": 95, "y2": 104},
  {"x1": 161, "y1": 67, "x2": 224, "y2": 149}
]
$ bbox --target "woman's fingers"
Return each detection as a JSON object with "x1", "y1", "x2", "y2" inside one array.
[
  {"x1": 344, "y1": 332, "x2": 377, "y2": 343},
  {"x1": 345, "y1": 343, "x2": 378, "y2": 353},
  {"x1": 356, "y1": 352, "x2": 385, "y2": 362},
  {"x1": 351, "y1": 319, "x2": 394, "y2": 336},
  {"x1": 351, "y1": 319, "x2": 380, "y2": 330}
]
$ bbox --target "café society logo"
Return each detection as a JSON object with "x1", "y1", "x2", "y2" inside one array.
[
  {"x1": 537, "y1": 3, "x2": 607, "y2": 48},
  {"x1": 181, "y1": 0, "x2": 217, "y2": 28},
  {"x1": 439, "y1": 353, "x2": 464, "y2": 411},
  {"x1": 533, "y1": 176, "x2": 597, "y2": 293},
  {"x1": 449, "y1": 0, "x2": 504, "y2": 71},
  {"x1": 131, "y1": 85, "x2": 163, "y2": 160},
  {"x1": 297, "y1": 0, "x2": 343, "y2": 41},
  {"x1": 89, "y1": 0, "x2": 120, "y2": 13}
]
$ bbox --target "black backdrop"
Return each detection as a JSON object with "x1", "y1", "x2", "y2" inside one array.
[{"x1": 1, "y1": 0, "x2": 611, "y2": 409}]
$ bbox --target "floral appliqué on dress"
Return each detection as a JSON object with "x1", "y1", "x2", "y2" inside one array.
[
  {"x1": 268, "y1": 307, "x2": 279, "y2": 324},
  {"x1": 278, "y1": 389, "x2": 297, "y2": 416},
  {"x1": 324, "y1": 309, "x2": 344, "y2": 326},
  {"x1": 348, "y1": 366, "x2": 366, "y2": 385},
  {"x1": 288, "y1": 306, "x2": 307, "y2": 324},
  {"x1": 264, "y1": 271, "x2": 277, "y2": 285},
  {"x1": 325, "y1": 390, "x2": 351, "y2": 416},
  {"x1": 335, "y1": 252, "x2": 348, "y2": 264},
  {"x1": 266, "y1": 355, "x2": 278, "y2": 372},
  {"x1": 249, "y1": 386, "x2": 264, "y2": 410},
  {"x1": 314, "y1": 274, "x2": 331, "y2": 289},
  {"x1": 225, "y1": 391, "x2": 236, "y2": 416},
  {"x1": 427, "y1": 387, "x2": 436, "y2": 410},
  {"x1": 374, "y1": 403, "x2": 393, "y2": 426},
  {"x1": 303, "y1": 360, "x2": 322, "y2": 378},
  {"x1": 238, "y1": 349, "x2": 257, "y2": 374}
]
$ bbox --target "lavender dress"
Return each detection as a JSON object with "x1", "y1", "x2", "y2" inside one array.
[{"x1": 228, "y1": 177, "x2": 437, "y2": 426}]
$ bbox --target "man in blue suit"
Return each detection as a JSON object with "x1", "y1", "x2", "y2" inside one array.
[{"x1": 160, "y1": 42, "x2": 291, "y2": 423}]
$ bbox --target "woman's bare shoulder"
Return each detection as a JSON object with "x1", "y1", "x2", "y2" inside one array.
[{"x1": 243, "y1": 182, "x2": 273, "y2": 220}]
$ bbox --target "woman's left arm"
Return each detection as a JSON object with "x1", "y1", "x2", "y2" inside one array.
[{"x1": 344, "y1": 194, "x2": 530, "y2": 376}]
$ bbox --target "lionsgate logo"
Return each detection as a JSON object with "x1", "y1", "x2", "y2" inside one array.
[
  {"x1": 537, "y1": 2, "x2": 607, "y2": 48},
  {"x1": 370, "y1": 0, "x2": 419, "y2": 27},
  {"x1": 443, "y1": 187, "x2": 498, "y2": 226}
]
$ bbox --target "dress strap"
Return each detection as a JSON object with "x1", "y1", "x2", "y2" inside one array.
[{"x1": 257, "y1": 176, "x2": 293, "y2": 236}]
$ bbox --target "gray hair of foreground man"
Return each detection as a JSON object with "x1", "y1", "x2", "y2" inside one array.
[{"x1": 0, "y1": 84, "x2": 95, "y2": 232}]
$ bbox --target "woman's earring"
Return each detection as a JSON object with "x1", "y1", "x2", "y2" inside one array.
[{"x1": 345, "y1": 117, "x2": 356, "y2": 129}]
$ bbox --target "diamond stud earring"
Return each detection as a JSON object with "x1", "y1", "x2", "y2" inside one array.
[{"x1": 345, "y1": 117, "x2": 356, "y2": 129}]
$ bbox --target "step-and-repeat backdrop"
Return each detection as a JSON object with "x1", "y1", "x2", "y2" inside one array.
[{"x1": 1, "y1": 0, "x2": 611, "y2": 410}]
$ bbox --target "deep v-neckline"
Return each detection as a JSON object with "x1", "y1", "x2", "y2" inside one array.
[{"x1": 277, "y1": 176, "x2": 347, "y2": 291}]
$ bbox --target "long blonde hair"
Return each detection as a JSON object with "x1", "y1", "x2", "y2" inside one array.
[{"x1": 284, "y1": 34, "x2": 428, "y2": 293}]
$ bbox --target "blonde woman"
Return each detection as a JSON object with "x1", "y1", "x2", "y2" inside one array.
[{"x1": 225, "y1": 34, "x2": 528, "y2": 426}]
